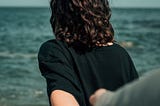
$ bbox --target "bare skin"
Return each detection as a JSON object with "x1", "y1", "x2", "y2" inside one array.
[
  {"x1": 50, "y1": 90, "x2": 79, "y2": 106},
  {"x1": 89, "y1": 88, "x2": 107, "y2": 106}
]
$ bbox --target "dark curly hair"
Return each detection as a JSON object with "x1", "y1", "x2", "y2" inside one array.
[{"x1": 50, "y1": 0, "x2": 114, "y2": 48}]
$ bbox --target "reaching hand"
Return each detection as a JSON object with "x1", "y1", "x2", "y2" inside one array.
[{"x1": 89, "y1": 88, "x2": 107, "y2": 106}]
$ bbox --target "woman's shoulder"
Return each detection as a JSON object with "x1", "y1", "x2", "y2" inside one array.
[
  {"x1": 112, "y1": 42, "x2": 131, "y2": 56},
  {"x1": 38, "y1": 39, "x2": 71, "y2": 61},
  {"x1": 109, "y1": 42, "x2": 127, "y2": 51},
  {"x1": 40, "y1": 39, "x2": 64, "y2": 48},
  {"x1": 38, "y1": 39, "x2": 65, "y2": 58},
  {"x1": 39, "y1": 39, "x2": 67, "y2": 53}
]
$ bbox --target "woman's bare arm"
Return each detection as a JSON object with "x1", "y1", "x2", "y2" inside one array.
[{"x1": 50, "y1": 90, "x2": 79, "y2": 106}]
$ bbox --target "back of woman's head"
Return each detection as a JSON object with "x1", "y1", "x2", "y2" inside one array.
[{"x1": 50, "y1": 0, "x2": 114, "y2": 48}]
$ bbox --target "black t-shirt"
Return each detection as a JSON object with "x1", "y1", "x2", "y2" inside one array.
[{"x1": 38, "y1": 39, "x2": 138, "y2": 106}]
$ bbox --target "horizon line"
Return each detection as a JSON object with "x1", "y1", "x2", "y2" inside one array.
[{"x1": 0, "y1": 6, "x2": 160, "y2": 9}]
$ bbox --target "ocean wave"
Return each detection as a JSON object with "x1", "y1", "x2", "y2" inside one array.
[
  {"x1": 119, "y1": 41, "x2": 134, "y2": 48},
  {"x1": 0, "y1": 52, "x2": 37, "y2": 59}
]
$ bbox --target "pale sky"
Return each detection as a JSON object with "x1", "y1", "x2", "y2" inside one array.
[{"x1": 0, "y1": 0, "x2": 159, "y2": 8}]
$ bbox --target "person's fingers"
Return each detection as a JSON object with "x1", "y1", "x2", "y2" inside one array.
[
  {"x1": 89, "y1": 94, "x2": 96, "y2": 106},
  {"x1": 89, "y1": 89, "x2": 107, "y2": 106}
]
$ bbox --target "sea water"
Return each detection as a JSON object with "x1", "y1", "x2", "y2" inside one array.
[{"x1": 0, "y1": 7, "x2": 160, "y2": 106}]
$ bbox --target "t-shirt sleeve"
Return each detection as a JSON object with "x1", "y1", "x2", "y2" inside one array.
[
  {"x1": 127, "y1": 53, "x2": 139, "y2": 80},
  {"x1": 38, "y1": 41, "x2": 81, "y2": 105}
]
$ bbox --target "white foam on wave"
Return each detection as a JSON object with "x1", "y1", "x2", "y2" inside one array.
[
  {"x1": 0, "y1": 51, "x2": 37, "y2": 59},
  {"x1": 119, "y1": 41, "x2": 134, "y2": 48}
]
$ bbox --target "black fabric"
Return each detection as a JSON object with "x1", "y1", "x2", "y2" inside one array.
[{"x1": 38, "y1": 39, "x2": 138, "y2": 106}]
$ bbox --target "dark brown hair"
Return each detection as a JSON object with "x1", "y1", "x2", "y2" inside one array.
[{"x1": 50, "y1": 0, "x2": 114, "y2": 48}]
